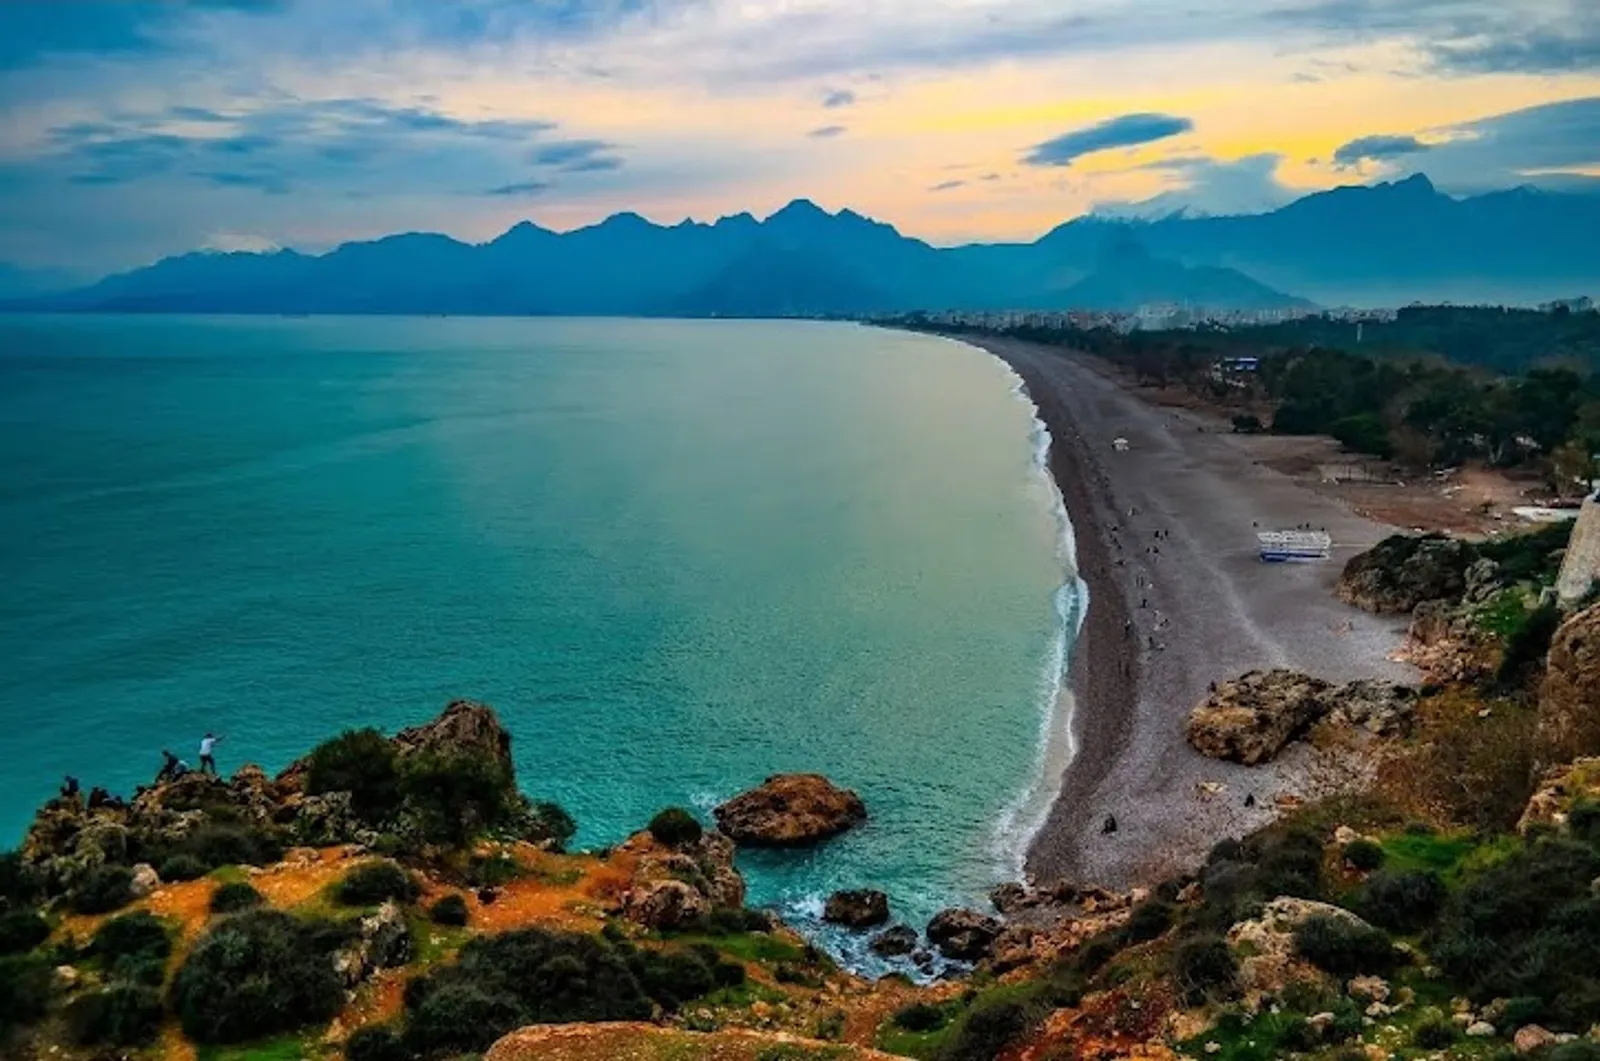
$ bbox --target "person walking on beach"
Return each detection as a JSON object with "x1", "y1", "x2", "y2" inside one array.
[{"x1": 198, "y1": 732, "x2": 222, "y2": 776}]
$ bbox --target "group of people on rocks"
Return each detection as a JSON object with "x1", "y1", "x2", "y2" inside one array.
[{"x1": 60, "y1": 732, "x2": 227, "y2": 802}]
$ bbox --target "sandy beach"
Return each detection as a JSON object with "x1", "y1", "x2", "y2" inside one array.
[{"x1": 966, "y1": 336, "x2": 1417, "y2": 889}]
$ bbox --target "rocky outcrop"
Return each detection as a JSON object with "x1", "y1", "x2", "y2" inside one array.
[
  {"x1": 332, "y1": 901, "x2": 412, "y2": 986},
  {"x1": 1536, "y1": 603, "x2": 1600, "y2": 766},
  {"x1": 1404, "y1": 599, "x2": 1496, "y2": 684},
  {"x1": 1517, "y1": 757, "x2": 1600, "y2": 835},
  {"x1": 870, "y1": 924, "x2": 918, "y2": 956},
  {"x1": 486, "y1": 1024, "x2": 905, "y2": 1061},
  {"x1": 615, "y1": 827, "x2": 747, "y2": 929},
  {"x1": 926, "y1": 908, "x2": 1002, "y2": 962},
  {"x1": 823, "y1": 889, "x2": 889, "y2": 928},
  {"x1": 391, "y1": 699, "x2": 515, "y2": 775},
  {"x1": 1226, "y1": 897, "x2": 1374, "y2": 1008},
  {"x1": 1338, "y1": 533, "x2": 1473, "y2": 615},
  {"x1": 1186, "y1": 670, "x2": 1416, "y2": 764},
  {"x1": 713, "y1": 774, "x2": 866, "y2": 847}
]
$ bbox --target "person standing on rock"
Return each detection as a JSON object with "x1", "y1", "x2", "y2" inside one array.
[{"x1": 198, "y1": 732, "x2": 223, "y2": 776}]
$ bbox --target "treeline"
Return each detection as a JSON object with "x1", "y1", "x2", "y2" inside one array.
[{"x1": 922, "y1": 319, "x2": 1600, "y2": 487}]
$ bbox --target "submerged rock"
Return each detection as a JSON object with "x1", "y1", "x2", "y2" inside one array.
[
  {"x1": 713, "y1": 774, "x2": 866, "y2": 847},
  {"x1": 870, "y1": 924, "x2": 919, "y2": 957},
  {"x1": 823, "y1": 889, "x2": 889, "y2": 929},
  {"x1": 926, "y1": 908, "x2": 1001, "y2": 962},
  {"x1": 1337, "y1": 533, "x2": 1473, "y2": 615}
]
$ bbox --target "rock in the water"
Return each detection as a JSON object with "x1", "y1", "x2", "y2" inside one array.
[
  {"x1": 926, "y1": 908, "x2": 1001, "y2": 962},
  {"x1": 870, "y1": 924, "x2": 918, "y2": 957},
  {"x1": 823, "y1": 889, "x2": 889, "y2": 929},
  {"x1": 1536, "y1": 602, "x2": 1600, "y2": 766},
  {"x1": 1186, "y1": 669, "x2": 1333, "y2": 765},
  {"x1": 621, "y1": 879, "x2": 711, "y2": 930},
  {"x1": 1338, "y1": 533, "x2": 1473, "y2": 615},
  {"x1": 129, "y1": 863, "x2": 160, "y2": 898},
  {"x1": 713, "y1": 774, "x2": 866, "y2": 847}
]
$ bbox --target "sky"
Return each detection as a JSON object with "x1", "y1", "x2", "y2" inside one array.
[{"x1": 0, "y1": 0, "x2": 1596, "y2": 275}]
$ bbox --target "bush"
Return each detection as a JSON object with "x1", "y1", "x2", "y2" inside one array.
[
  {"x1": 894, "y1": 1001, "x2": 949, "y2": 1032},
  {"x1": 65, "y1": 982, "x2": 164, "y2": 1046},
  {"x1": 1343, "y1": 838, "x2": 1385, "y2": 871},
  {"x1": 1293, "y1": 915, "x2": 1395, "y2": 976},
  {"x1": 398, "y1": 749, "x2": 517, "y2": 846},
  {"x1": 702, "y1": 906, "x2": 772, "y2": 935},
  {"x1": 647, "y1": 807, "x2": 704, "y2": 848},
  {"x1": 1432, "y1": 837, "x2": 1600, "y2": 1029},
  {"x1": 629, "y1": 947, "x2": 715, "y2": 1010},
  {"x1": 169, "y1": 909, "x2": 345, "y2": 1043},
  {"x1": 158, "y1": 853, "x2": 210, "y2": 882},
  {"x1": 1360, "y1": 869, "x2": 1445, "y2": 932},
  {"x1": 335, "y1": 861, "x2": 420, "y2": 906},
  {"x1": 0, "y1": 852, "x2": 41, "y2": 910},
  {"x1": 937, "y1": 996, "x2": 1037, "y2": 1061},
  {"x1": 0, "y1": 954, "x2": 52, "y2": 1033},
  {"x1": 403, "y1": 981, "x2": 526, "y2": 1056},
  {"x1": 526, "y1": 801, "x2": 577, "y2": 851},
  {"x1": 91, "y1": 911, "x2": 172, "y2": 976},
  {"x1": 1498, "y1": 601, "x2": 1563, "y2": 687},
  {"x1": 1122, "y1": 900, "x2": 1174, "y2": 944},
  {"x1": 345, "y1": 1023, "x2": 410, "y2": 1061},
  {"x1": 0, "y1": 910, "x2": 49, "y2": 955},
  {"x1": 181, "y1": 823, "x2": 284, "y2": 870},
  {"x1": 1174, "y1": 935, "x2": 1238, "y2": 1005},
  {"x1": 1413, "y1": 1013, "x2": 1459, "y2": 1049},
  {"x1": 70, "y1": 864, "x2": 135, "y2": 914},
  {"x1": 429, "y1": 893, "x2": 470, "y2": 927},
  {"x1": 1569, "y1": 798, "x2": 1600, "y2": 846},
  {"x1": 306, "y1": 728, "x2": 401, "y2": 823},
  {"x1": 209, "y1": 882, "x2": 264, "y2": 914}
]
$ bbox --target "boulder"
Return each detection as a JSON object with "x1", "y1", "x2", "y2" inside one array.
[
  {"x1": 1337, "y1": 533, "x2": 1473, "y2": 615},
  {"x1": 1464, "y1": 558, "x2": 1505, "y2": 603},
  {"x1": 621, "y1": 879, "x2": 710, "y2": 931},
  {"x1": 1328, "y1": 681, "x2": 1418, "y2": 736},
  {"x1": 823, "y1": 889, "x2": 889, "y2": 929},
  {"x1": 986, "y1": 925, "x2": 1041, "y2": 973},
  {"x1": 713, "y1": 774, "x2": 866, "y2": 847},
  {"x1": 1185, "y1": 670, "x2": 1333, "y2": 765},
  {"x1": 926, "y1": 908, "x2": 1001, "y2": 962},
  {"x1": 1466, "y1": 1021, "x2": 1497, "y2": 1038},
  {"x1": 616, "y1": 826, "x2": 747, "y2": 923},
  {"x1": 870, "y1": 925, "x2": 918, "y2": 957},
  {"x1": 1515, "y1": 1026, "x2": 1558, "y2": 1054},
  {"x1": 1536, "y1": 603, "x2": 1600, "y2": 767},
  {"x1": 392, "y1": 699, "x2": 515, "y2": 776},
  {"x1": 1227, "y1": 897, "x2": 1374, "y2": 1006},
  {"x1": 333, "y1": 901, "x2": 411, "y2": 986},
  {"x1": 1517, "y1": 757, "x2": 1600, "y2": 835},
  {"x1": 129, "y1": 863, "x2": 160, "y2": 898}
]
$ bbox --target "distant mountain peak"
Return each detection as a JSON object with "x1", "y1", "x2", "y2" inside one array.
[{"x1": 768, "y1": 198, "x2": 831, "y2": 222}]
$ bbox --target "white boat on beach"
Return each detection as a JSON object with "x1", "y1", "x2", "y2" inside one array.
[{"x1": 1257, "y1": 529, "x2": 1331, "y2": 562}]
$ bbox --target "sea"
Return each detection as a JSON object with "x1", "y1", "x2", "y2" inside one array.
[{"x1": 0, "y1": 314, "x2": 1080, "y2": 968}]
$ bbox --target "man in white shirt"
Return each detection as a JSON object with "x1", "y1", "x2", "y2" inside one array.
[{"x1": 198, "y1": 732, "x2": 223, "y2": 776}]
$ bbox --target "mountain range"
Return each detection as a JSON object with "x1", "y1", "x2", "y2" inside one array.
[{"x1": 7, "y1": 175, "x2": 1598, "y2": 316}]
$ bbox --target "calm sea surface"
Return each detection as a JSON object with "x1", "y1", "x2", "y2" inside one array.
[{"x1": 0, "y1": 315, "x2": 1073, "y2": 964}]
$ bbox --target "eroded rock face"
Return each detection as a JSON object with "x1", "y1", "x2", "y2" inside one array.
[
  {"x1": 713, "y1": 774, "x2": 866, "y2": 847},
  {"x1": 1536, "y1": 603, "x2": 1600, "y2": 766},
  {"x1": 391, "y1": 698, "x2": 515, "y2": 776},
  {"x1": 1327, "y1": 680, "x2": 1418, "y2": 736},
  {"x1": 615, "y1": 827, "x2": 748, "y2": 929},
  {"x1": 1518, "y1": 757, "x2": 1600, "y2": 835},
  {"x1": 622, "y1": 879, "x2": 710, "y2": 930},
  {"x1": 333, "y1": 901, "x2": 412, "y2": 986},
  {"x1": 926, "y1": 908, "x2": 1001, "y2": 962},
  {"x1": 823, "y1": 889, "x2": 889, "y2": 929},
  {"x1": 1227, "y1": 897, "x2": 1373, "y2": 1008},
  {"x1": 1337, "y1": 533, "x2": 1473, "y2": 615},
  {"x1": 1186, "y1": 670, "x2": 1332, "y2": 765}
]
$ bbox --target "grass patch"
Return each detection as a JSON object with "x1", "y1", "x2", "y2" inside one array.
[
  {"x1": 405, "y1": 913, "x2": 470, "y2": 966},
  {"x1": 1177, "y1": 1009, "x2": 1322, "y2": 1061},
  {"x1": 1379, "y1": 831, "x2": 1516, "y2": 885},
  {"x1": 663, "y1": 931, "x2": 805, "y2": 965},
  {"x1": 195, "y1": 1033, "x2": 320, "y2": 1061},
  {"x1": 208, "y1": 866, "x2": 250, "y2": 885},
  {"x1": 875, "y1": 1000, "x2": 962, "y2": 1059}
]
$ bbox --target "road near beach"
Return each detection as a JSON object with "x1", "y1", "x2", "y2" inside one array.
[{"x1": 966, "y1": 335, "x2": 1418, "y2": 889}]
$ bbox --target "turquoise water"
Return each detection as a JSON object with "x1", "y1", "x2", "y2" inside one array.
[{"x1": 0, "y1": 315, "x2": 1072, "y2": 963}]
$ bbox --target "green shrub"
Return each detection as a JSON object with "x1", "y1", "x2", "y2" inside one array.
[
  {"x1": 157, "y1": 853, "x2": 210, "y2": 882},
  {"x1": 335, "y1": 861, "x2": 420, "y2": 906},
  {"x1": 702, "y1": 906, "x2": 772, "y2": 935},
  {"x1": 180, "y1": 823, "x2": 284, "y2": 869},
  {"x1": 64, "y1": 982, "x2": 164, "y2": 1047},
  {"x1": 647, "y1": 807, "x2": 704, "y2": 848},
  {"x1": 629, "y1": 947, "x2": 714, "y2": 1010},
  {"x1": 1343, "y1": 838, "x2": 1385, "y2": 871},
  {"x1": 345, "y1": 1023, "x2": 410, "y2": 1061},
  {"x1": 209, "y1": 882, "x2": 264, "y2": 914},
  {"x1": 0, "y1": 954, "x2": 52, "y2": 1033},
  {"x1": 1433, "y1": 837, "x2": 1600, "y2": 1029},
  {"x1": 1569, "y1": 798, "x2": 1600, "y2": 846},
  {"x1": 1542, "y1": 1043, "x2": 1600, "y2": 1061},
  {"x1": 398, "y1": 749, "x2": 517, "y2": 846},
  {"x1": 403, "y1": 981, "x2": 525, "y2": 1056},
  {"x1": 429, "y1": 893, "x2": 470, "y2": 927},
  {"x1": 1359, "y1": 869, "x2": 1446, "y2": 932},
  {"x1": 70, "y1": 864, "x2": 134, "y2": 914},
  {"x1": 306, "y1": 728, "x2": 401, "y2": 823},
  {"x1": 1174, "y1": 935, "x2": 1237, "y2": 1005},
  {"x1": 0, "y1": 909, "x2": 49, "y2": 955},
  {"x1": 937, "y1": 996, "x2": 1038, "y2": 1061},
  {"x1": 1293, "y1": 915, "x2": 1395, "y2": 976},
  {"x1": 91, "y1": 911, "x2": 171, "y2": 979},
  {"x1": 169, "y1": 909, "x2": 345, "y2": 1043},
  {"x1": 525, "y1": 801, "x2": 577, "y2": 851},
  {"x1": 0, "y1": 852, "x2": 41, "y2": 910},
  {"x1": 1497, "y1": 601, "x2": 1563, "y2": 686},
  {"x1": 1122, "y1": 900, "x2": 1174, "y2": 943},
  {"x1": 894, "y1": 1001, "x2": 949, "y2": 1032},
  {"x1": 1413, "y1": 1014, "x2": 1459, "y2": 1049}
]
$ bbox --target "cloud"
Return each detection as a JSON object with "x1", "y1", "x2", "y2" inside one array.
[
  {"x1": 1332, "y1": 134, "x2": 1432, "y2": 167},
  {"x1": 1428, "y1": 26, "x2": 1600, "y2": 75},
  {"x1": 822, "y1": 89, "x2": 856, "y2": 108},
  {"x1": 1416, "y1": 96, "x2": 1600, "y2": 191},
  {"x1": 929, "y1": 179, "x2": 966, "y2": 191},
  {"x1": 485, "y1": 179, "x2": 550, "y2": 196},
  {"x1": 808, "y1": 125, "x2": 847, "y2": 138},
  {"x1": 527, "y1": 138, "x2": 623, "y2": 171},
  {"x1": 1093, "y1": 153, "x2": 1295, "y2": 218},
  {"x1": 202, "y1": 230, "x2": 282, "y2": 253},
  {"x1": 1023, "y1": 113, "x2": 1194, "y2": 167}
]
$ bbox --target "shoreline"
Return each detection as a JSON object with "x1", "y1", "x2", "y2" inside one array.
[{"x1": 949, "y1": 334, "x2": 1417, "y2": 888}]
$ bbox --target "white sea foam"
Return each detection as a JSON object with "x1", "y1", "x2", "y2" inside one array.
[{"x1": 986, "y1": 363, "x2": 1090, "y2": 882}]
